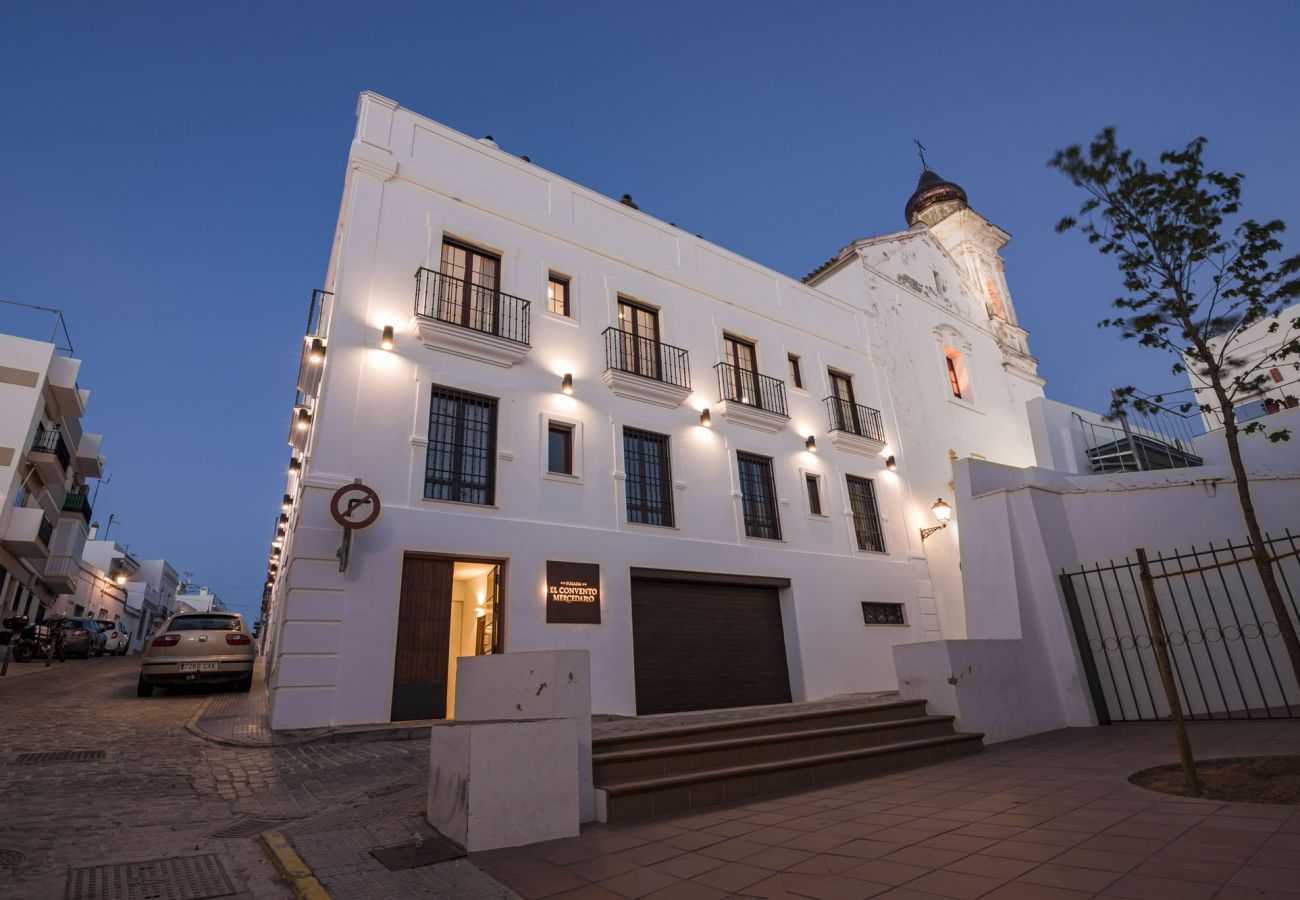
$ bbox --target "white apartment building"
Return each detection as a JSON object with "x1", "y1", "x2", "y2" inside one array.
[
  {"x1": 81, "y1": 540, "x2": 181, "y2": 651},
  {"x1": 0, "y1": 318, "x2": 106, "y2": 626},
  {"x1": 174, "y1": 586, "x2": 225, "y2": 615},
  {"x1": 1191, "y1": 299, "x2": 1300, "y2": 429},
  {"x1": 263, "y1": 93, "x2": 1043, "y2": 730}
]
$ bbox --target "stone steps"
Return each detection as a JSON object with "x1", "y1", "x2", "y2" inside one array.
[{"x1": 592, "y1": 700, "x2": 983, "y2": 822}]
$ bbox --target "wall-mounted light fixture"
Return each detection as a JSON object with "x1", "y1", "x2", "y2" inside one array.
[
  {"x1": 277, "y1": 513, "x2": 288, "y2": 526},
  {"x1": 281, "y1": 494, "x2": 293, "y2": 512},
  {"x1": 295, "y1": 409, "x2": 312, "y2": 432},
  {"x1": 288, "y1": 457, "x2": 301, "y2": 474},
  {"x1": 805, "y1": 435, "x2": 817, "y2": 453},
  {"x1": 699, "y1": 409, "x2": 712, "y2": 428},
  {"x1": 920, "y1": 498, "x2": 953, "y2": 540},
  {"x1": 112, "y1": 570, "x2": 127, "y2": 586},
  {"x1": 381, "y1": 325, "x2": 395, "y2": 351},
  {"x1": 561, "y1": 373, "x2": 574, "y2": 395},
  {"x1": 886, "y1": 455, "x2": 897, "y2": 472},
  {"x1": 308, "y1": 339, "x2": 326, "y2": 365}
]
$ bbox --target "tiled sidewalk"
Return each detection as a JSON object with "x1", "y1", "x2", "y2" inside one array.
[{"x1": 474, "y1": 720, "x2": 1300, "y2": 899}]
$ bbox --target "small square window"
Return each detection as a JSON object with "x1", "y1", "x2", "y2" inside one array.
[
  {"x1": 547, "y1": 423, "x2": 574, "y2": 475},
  {"x1": 547, "y1": 274, "x2": 570, "y2": 317},
  {"x1": 805, "y1": 473, "x2": 823, "y2": 516},
  {"x1": 788, "y1": 354, "x2": 803, "y2": 389}
]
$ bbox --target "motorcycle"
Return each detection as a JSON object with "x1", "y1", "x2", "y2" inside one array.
[{"x1": 2, "y1": 615, "x2": 65, "y2": 664}]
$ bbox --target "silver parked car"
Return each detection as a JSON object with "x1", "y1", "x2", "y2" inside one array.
[{"x1": 137, "y1": 612, "x2": 255, "y2": 697}]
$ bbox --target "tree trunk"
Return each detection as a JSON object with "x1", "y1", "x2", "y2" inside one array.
[{"x1": 1217, "y1": 390, "x2": 1300, "y2": 697}]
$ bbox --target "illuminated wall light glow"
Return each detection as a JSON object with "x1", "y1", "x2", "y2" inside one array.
[
  {"x1": 561, "y1": 373, "x2": 574, "y2": 395},
  {"x1": 308, "y1": 338, "x2": 326, "y2": 365},
  {"x1": 381, "y1": 325, "x2": 395, "y2": 351},
  {"x1": 699, "y1": 409, "x2": 712, "y2": 428},
  {"x1": 805, "y1": 435, "x2": 817, "y2": 453}
]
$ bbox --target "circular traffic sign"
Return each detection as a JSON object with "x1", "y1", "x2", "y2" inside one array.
[{"x1": 330, "y1": 482, "x2": 381, "y2": 529}]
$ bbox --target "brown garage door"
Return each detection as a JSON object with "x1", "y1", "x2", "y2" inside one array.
[{"x1": 631, "y1": 578, "x2": 792, "y2": 715}]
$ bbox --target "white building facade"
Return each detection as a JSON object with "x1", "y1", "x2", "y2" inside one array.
[
  {"x1": 264, "y1": 93, "x2": 1044, "y2": 730},
  {"x1": 0, "y1": 324, "x2": 105, "y2": 627}
]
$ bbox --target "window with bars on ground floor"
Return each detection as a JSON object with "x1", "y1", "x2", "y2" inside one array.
[
  {"x1": 738, "y1": 452, "x2": 781, "y2": 540},
  {"x1": 846, "y1": 475, "x2": 885, "y2": 552},
  {"x1": 623, "y1": 427, "x2": 674, "y2": 527},
  {"x1": 425, "y1": 385, "x2": 498, "y2": 505}
]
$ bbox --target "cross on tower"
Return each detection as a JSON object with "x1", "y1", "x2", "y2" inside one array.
[{"x1": 914, "y1": 139, "x2": 929, "y2": 172}]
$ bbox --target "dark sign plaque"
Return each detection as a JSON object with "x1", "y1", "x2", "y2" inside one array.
[{"x1": 546, "y1": 561, "x2": 601, "y2": 624}]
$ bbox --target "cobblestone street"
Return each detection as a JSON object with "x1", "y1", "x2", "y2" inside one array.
[{"x1": 0, "y1": 657, "x2": 431, "y2": 898}]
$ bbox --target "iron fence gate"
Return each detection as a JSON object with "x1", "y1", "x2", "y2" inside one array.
[{"x1": 1060, "y1": 531, "x2": 1300, "y2": 723}]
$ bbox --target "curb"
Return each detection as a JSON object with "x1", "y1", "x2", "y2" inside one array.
[{"x1": 260, "y1": 830, "x2": 331, "y2": 899}]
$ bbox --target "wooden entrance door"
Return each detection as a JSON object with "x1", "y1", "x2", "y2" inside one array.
[{"x1": 391, "y1": 556, "x2": 455, "y2": 721}]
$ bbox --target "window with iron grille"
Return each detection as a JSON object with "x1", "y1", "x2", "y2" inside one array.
[
  {"x1": 425, "y1": 386, "x2": 498, "y2": 505},
  {"x1": 736, "y1": 452, "x2": 781, "y2": 539},
  {"x1": 623, "y1": 428, "x2": 674, "y2": 527},
  {"x1": 846, "y1": 475, "x2": 885, "y2": 552},
  {"x1": 861, "y1": 602, "x2": 905, "y2": 625}
]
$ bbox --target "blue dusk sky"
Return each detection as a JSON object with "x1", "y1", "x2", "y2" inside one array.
[{"x1": 2, "y1": 2, "x2": 1298, "y2": 621}]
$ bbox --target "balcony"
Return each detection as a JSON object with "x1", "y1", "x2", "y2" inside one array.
[
  {"x1": 61, "y1": 487, "x2": 93, "y2": 527},
  {"x1": 75, "y1": 432, "x2": 104, "y2": 478},
  {"x1": 29, "y1": 425, "x2": 71, "y2": 482},
  {"x1": 39, "y1": 555, "x2": 78, "y2": 595},
  {"x1": 47, "y1": 355, "x2": 86, "y2": 419},
  {"x1": 602, "y1": 327, "x2": 692, "y2": 408},
  {"x1": 3, "y1": 506, "x2": 54, "y2": 558},
  {"x1": 413, "y1": 268, "x2": 531, "y2": 367},
  {"x1": 824, "y1": 397, "x2": 888, "y2": 456},
  {"x1": 715, "y1": 362, "x2": 789, "y2": 432},
  {"x1": 297, "y1": 289, "x2": 333, "y2": 398}
]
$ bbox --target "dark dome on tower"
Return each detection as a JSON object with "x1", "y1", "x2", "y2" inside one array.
[{"x1": 905, "y1": 169, "x2": 968, "y2": 226}]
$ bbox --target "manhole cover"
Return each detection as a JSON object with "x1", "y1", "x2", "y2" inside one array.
[
  {"x1": 66, "y1": 854, "x2": 235, "y2": 900},
  {"x1": 207, "y1": 817, "x2": 287, "y2": 840},
  {"x1": 0, "y1": 848, "x2": 26, "y2": 867},
  {"x1": 371, "y1": 835, "x2": 464, "y2": 871},
  {"x1": 13, "y1": 750, "x2": 105, "y2": 765}
]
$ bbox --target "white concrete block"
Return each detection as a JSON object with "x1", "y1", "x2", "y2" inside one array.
[
  {"x1": 427, "y1": 718, "x2": 579, "y2": 851},
  {"x1": 269, "y1": 686, "x2": 335, "y2": 730},
  {"x1": 273, "y1": 655, "x2": 339, "y2": 688},
  {"x1": 280, "y1": 622, "x2": 342, "y2": 654},
  {"x1": 454, "y1": 650, "x2": 594, "y2": 822}
]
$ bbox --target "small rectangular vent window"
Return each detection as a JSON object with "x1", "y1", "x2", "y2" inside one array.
[{"x1": 861, "y1": 602, "x2": 905, "y2": 626}]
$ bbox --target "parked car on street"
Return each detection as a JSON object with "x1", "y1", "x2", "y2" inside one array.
[
  {"x1": 137, "y1": 612, "x2": 255, "y2": 696},
  {"x1": 95, "y1": 620, "x2": 130, "y2": 656},
  {"x1": 61, "y1": 617, "x2": 106, "y2": 658}
]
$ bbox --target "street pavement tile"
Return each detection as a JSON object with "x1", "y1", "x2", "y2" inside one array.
[
  {"x1": 649, "y1": 851, "x2": 723, "y2": 880},
  {"x1": 942, "y1": 854, "x2": 1036, "y2": 881},
  {"x1": 623, "y1": 823, "x2": 685, "y2": 842},
  {"x1": 905, "y1": 869, "x2": 1006, "y2": 899},
  {"x1": 615, "y1": 841, "x2": 683, "y2": 866},
  {"x1": 1213, "y1": 889, "x2": 1300, "y2": 900},
  {"x1": 547, "y1": 885, "x2": 626, "y2": 900},
  {"x1": 981, "y1": 839, "x2": 1067, "y2": 863},
  {"x1": 507, "y1": 864, "x2": 588, "y2": 899},
  {"x1": 765, "y1": 871, "x2": 893, "y2": 899},
  {"x1": 747, "y1": 812, "x2": 798, "y2": 826},
  {"x1": 701, "y1": 819, "x2": 762, "y2": 837},
  {"x1": 1154, "y1": 838, "x2": 1257, "y2": 864},
  {"x1": 740, "y1": 844, "x2": 817, "y2": 871},
  {"x1": 1078, "y1": 832, "x2": 1167, "y2": 855},
  {"x1": 872, "y1": 890, "x2": 955, "y2": 900},
  {"x1": 917, "y1": 833, "x2": 998, "y2": 854},
  {"x1": 1252, "y1": 846, "x2": 1300, "y2": 870},
  {"x1": 693, "y1": 860, "x2": 773, "y2": 892},
  {"x1": 787, "y1": 854, "x2": 868, "y2": 875},
  {"x1": 746, "y1": 825, "x2": 809, "y2": 846},
  {"x1": 697, "y1": 837, "x2": 769, "y2": 861},
  {"x1": 659, "y1": 829, "x2": 725, "y2": 852},
  {"x1": 875, "y1": 826, "x2": 947, "y2": 845},
  {"x1": 1228, "y1": 864, "x2": 1300, "y2": 894},
  {"x1": 1213, "y1": 815, "x2": 1289, "y2": 831},
  {"x1": 1101, "y1": 872, "x2": 1220, "y2": 900},
  {"x1": 780, "y1": 816, "x2": 842, "y2": 832},
  {"x1": 782, "y1": 830, "x2": 859, "y2": 852},
  {"x1": 833, "y1": 838, "x2": 909, "y2": 860},
  {"x1": 950, "y1": 823, "x2": 1024, "y2": 841},
  {"x1": 534, "y1": 837, "x2": 610, "y2": 865},
  {"x1": 1266, "y1": 832, "x2": 1300, "y2": 851},
  {"x1": 564, "y1": 852, "x2": 643, "y2": 881},
  {"x1": 643, "y1": 881, "x2": 728, "y2": 899},
  {"x1": 840, "y1": 859, "x2": 930, "y2": 886},
  {"x1": 823, "y1": 820, "x2": 890, "y2": 839},
  {"x1": 1018, "y1": 862, "x2": 1121, "y2": 893},
  {"x1": 1130, "y1": 854, "x2": 1241, "y2": 884},
  {"x1": 597, "y1": 865, "x2": 682, "y2": 898},
  {"x1": 881, "y1": 846, "x2": 967, "y2": 868},
  {"x1": 981, "y1": 883, "x2": 1094, "y2": 900},
  {"x1": 1006, "y1": 827, "x2": 1084, "y2": 847}
]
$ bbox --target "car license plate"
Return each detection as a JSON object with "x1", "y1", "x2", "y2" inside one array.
[{"x1": 179, "y1": 662, "x2": 218, "y2": 672}]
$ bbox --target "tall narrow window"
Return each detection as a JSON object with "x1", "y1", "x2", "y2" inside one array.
[
  {"x1": 547, "y1": 273, "x2": 570, "y2": 317},
  {"x1": 805, "y1": 473, "x2": 823, "y2": 516},
  {"x1": 788, "y1": 354, "x2": 804, "y2": 389},
  {"x1": 616, "y1": 299, "x2": 661, "y2": 380},
  {"x1": 846, "y1": 476, "x2": 885, "y2": 552},
  {"x1": 439, "y1": 239, "x2": 501, "y2": 334},
  {"x1": 829, "y1": 370, "x2": 860, "y2": 433},
  {"x1": 547, "y1": 423, "x2": 574, "y2": 475},
  {"x1": 944, "y1": 347, "x2": 972, "y2": 401},
  {"x1": 737, "y1": 452, "x2": 781, "y2": 540},
  {"x1": 723, "y1": 335, "x2": 761, "y2": 407},
  {"x1": 946, "y1": 356, "x2": 962, "y2": 398},
  {"x1": 623, "y1": 428, "x2": 674, "y2": 526},
  {"x1": 425, "y1": 386, "x2": 498, "y2": 505}
]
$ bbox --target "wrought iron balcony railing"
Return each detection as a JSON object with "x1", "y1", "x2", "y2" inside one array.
[
  {"x1": 824, "y1": 397, "x2": 886, "y2": 443},
  {"x1": 31, "y1": 426, "x2": 71, "y2": 471},
  {"x1": 61, "y1": 487, "x2": 93, "y2": 527},
  {"x1": 305, "y1": 288, "x2": 333, "y2": 339},
  {"x1": 414, "y1": 268, "x2": 531, "y2": 346},
  {"x1": 602, "y1": 328, "x2": 691, "y2": 390},
  {"x1": 715, "y1": 362, "x2": 788, "y2": 417}
]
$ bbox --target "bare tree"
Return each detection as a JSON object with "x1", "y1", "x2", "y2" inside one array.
[{"x1": 1050, "y1": 128, "x2": 1300, "y2": 692}]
